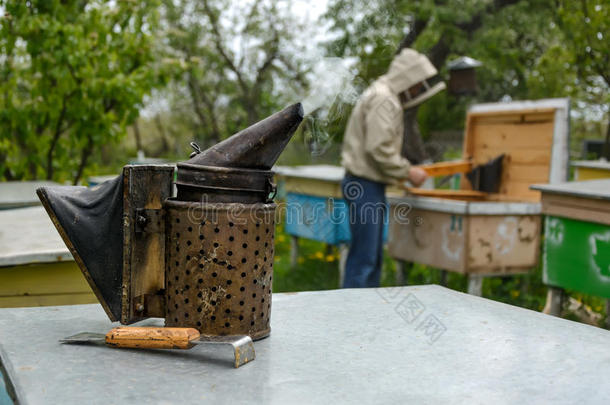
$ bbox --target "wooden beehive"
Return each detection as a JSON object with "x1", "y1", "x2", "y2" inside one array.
[
  {"x1": 461, "y1": 105, "x2": 567, "y2": 201},
  {"x1": 388, "y1": 98, "x2": 569, "y2": 275},
  {"x1": 448, "y1": 68, "x2": 478, "y2": 95}
]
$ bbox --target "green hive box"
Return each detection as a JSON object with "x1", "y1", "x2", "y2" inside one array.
[{"x1": 543, "y1": 216, "x2": 610, "y2": 299}]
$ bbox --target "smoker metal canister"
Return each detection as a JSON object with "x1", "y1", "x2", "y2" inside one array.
[
  {"x1": 164, "y1": 199, "x2": 275, "y2": 340},
  {"x1": 174, "y1": 163, "x2": 276, "y2": 204}
]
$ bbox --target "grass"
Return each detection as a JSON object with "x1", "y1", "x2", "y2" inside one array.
[{"x1": 272, "y1": 226, "x2": 340, "y2": 292}]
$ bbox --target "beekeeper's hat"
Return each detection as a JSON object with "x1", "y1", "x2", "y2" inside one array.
[{"x1": 383, "y1": 48, "x2": 446, "y2": 109}]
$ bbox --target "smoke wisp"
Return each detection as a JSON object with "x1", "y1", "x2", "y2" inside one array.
[{"x1": 300, "y1": 57, "x2": 362, "y2": 156}]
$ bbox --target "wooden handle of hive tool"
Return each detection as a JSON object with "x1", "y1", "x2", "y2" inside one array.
[
  {"x1": 418, "y1": 160, "x2": 473, "y2": 178},
  {"x1": 105, "y1": 327, "x2": 201, "y2": 350}
]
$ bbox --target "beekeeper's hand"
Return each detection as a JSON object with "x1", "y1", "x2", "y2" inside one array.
[{"x1": 407, "y1": 167, "x2": 428, "y2": 187}]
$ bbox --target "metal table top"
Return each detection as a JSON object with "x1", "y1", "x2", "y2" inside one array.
[
  {"x1": 1, "y1": 285, "x2": 609, "y2": 404},
  {"x1": 0, "y1": 181, "x2": 59, "y2": 210},
  {"x1": 531, "y1": 179, "x2": 610, "y2": 201},
  {"x1": 0, "y1": 206, "x2": 72, "y2": 267}
]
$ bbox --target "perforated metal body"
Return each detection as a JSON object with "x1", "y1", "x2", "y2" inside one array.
[{"x1": 164, "y1": 200, "x2": 275, "y2": 340}]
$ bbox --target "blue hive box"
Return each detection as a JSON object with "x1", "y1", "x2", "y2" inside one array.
[{"x1": 284, "y1": 192, "x2": 388, "y2": 245}]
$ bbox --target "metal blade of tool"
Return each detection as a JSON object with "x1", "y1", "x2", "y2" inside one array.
[
  {"x1": 194, "y1": 335, "x2": 255, "y2": 368},
  {"x1": 60, "y1": 332, "x2": 105, "y2": 344}
]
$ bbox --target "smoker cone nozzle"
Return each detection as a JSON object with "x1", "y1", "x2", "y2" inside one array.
[
  {"x1": 184, "y1": 103, "x2": 304, "y2": 169},
  {"x1": 175, "y1": 102, "x2": 304, "y2": 202}
]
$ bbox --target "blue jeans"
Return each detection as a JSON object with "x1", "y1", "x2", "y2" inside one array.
[{"x1": 341, "y1": 173, "x2": 387, "y2": 288}]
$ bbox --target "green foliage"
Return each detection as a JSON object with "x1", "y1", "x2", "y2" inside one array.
[
  {"x1": 555, "y1": 1, "x2": 609, "y2": 155},
  {"x1": 555, "y1": 0, "x2": 608, "y2": 90},
  {"x1": 160, "y1": 0, "x2": 310, "y2": 149},
  {"x1": 466, "y1": 1, "x2": 565, "y2": 100},
  {"x1": 0, "y1": 0, "x2": 170, "y2": 183},
  {"x1": 324, "y1": 0, "x2": 607, "y2": 144},
  {"x1": 417, "y1": 91, "x2": 469, "y2": 137}
]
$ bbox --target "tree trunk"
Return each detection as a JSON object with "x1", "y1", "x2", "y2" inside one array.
[
  {"x1": 3, "y1": 167, "x2": 13, "y2": 181},
  {"x1": 73, "y1": 136, "x2": 94, "y2": 185},
  {"x1": 133, "y1": 118, "x2": 143, "y2": 152},
  {"x1": 602, "y1": 111, "x2": 610, "y2": 161},
  {"x1": 402, "y1": 107, "x2": 429, "y2": 164},
  {"x1": 46, "y1": 132, "x2": 60, "y2": 180},
  {"x1": 46, "y1": 97, "x2": 68, "y2": 180},
  {"x1": 186, "y1": 74, "x2": 221, "y2": 146},
  {"x1": 0, "y1": 152, "x2": 13, "y2": 181},
  {"x1": 245, "y1": 95, "x2": 259, "y2": 126},
  {"x1": 27, "y1": 158, "x2": 37, "y2": 179},
  {"x1": 396, "y1": 18, "x2": 429, "y2": 53},
  {"x1": 153, "y1": 114, "x2": 171, "y2": 156}
]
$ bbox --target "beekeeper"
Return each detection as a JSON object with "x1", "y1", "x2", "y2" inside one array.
[{"x1": 341, "y1": 48, "x2": 446, "y2": 288}]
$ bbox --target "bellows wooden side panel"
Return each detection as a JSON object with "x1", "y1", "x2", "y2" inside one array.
[{"x1": 121, "y1": 165, "x2": 175, "y2": 324}]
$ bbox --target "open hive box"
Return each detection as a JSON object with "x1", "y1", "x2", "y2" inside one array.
[{"x1": 387, "y1": 98, "x2": 569, "y2": 275}]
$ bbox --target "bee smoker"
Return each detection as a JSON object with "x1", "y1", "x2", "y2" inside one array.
[{"x1": 38, "y1": 103, "x2": 304, "y2": 340}]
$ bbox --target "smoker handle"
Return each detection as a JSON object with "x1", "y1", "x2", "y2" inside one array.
[{"x1": 105, "y1": 326, "x2": 200, "y2": 350}]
